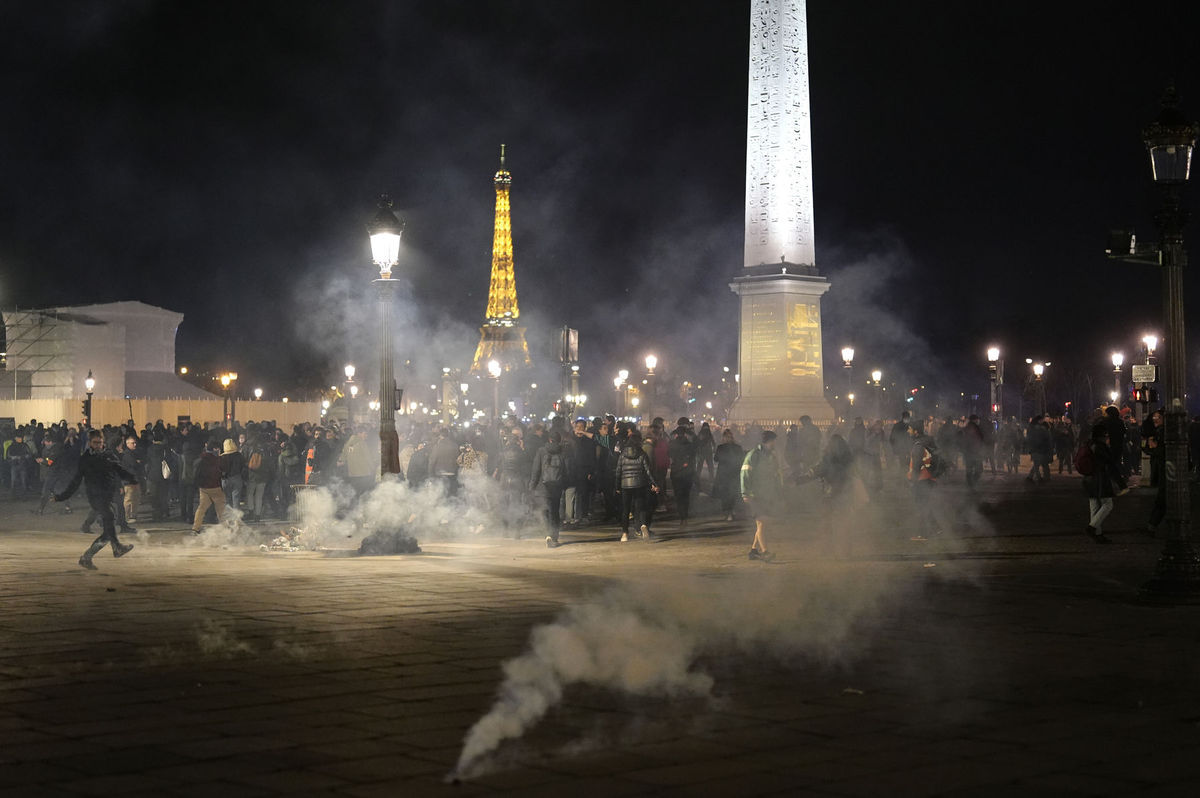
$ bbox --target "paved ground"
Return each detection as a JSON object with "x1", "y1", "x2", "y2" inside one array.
[{"x1": 2, "y1": 465, "x2": 1200, "y2": 797}]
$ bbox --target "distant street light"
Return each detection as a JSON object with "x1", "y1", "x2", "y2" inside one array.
[
  {"x1": 987, "y1": 346, "x2": 1003, "y2": 422},
  {"x1": 254, "y1": 387, "x2": 263, "y2": 401},
  {"x1": 1026, "y1": 359, "x2": 1048, "y2": 417},
  {"x1": 219, "y1": 372, "x2": 238, "y2": 425},
  {"x1": 1112, "y1": 352, "x2": 1125, "y2": 402},
  {"x1": 841, "y1": 346, "x2": 854, "y2": 403},
  {"x1": 83, "y1": 370, "x2": 95, "y2": 427},
  {"x1": 368, "y1": 194, "x2": 404, "y2": 476},
  {"x1": 644, "y1": 354, "x2": 657, "y2": 421},
  {"x1": 488, "y1": 359, "x2": 502, "y2": 421}
]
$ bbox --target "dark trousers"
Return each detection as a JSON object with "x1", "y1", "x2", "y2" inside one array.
[
  {"x1": 85, "y1": 487, "x2": 127, "y2": 530},
  {"x1": 542, "y1": 480, "x2": 564, "y2": 540},
  {"x1": 620, "y1": 486, "x2": 647, "y2": 531},
  {"x1": 673, "y1": 474, "x2": 694, "y2": 520},
  {"x1": 180, "y1": 480, "x2": 196, "y2": 521},
  {"x1": 83, "y1": 494, "x2": 123, "y2": 559}
]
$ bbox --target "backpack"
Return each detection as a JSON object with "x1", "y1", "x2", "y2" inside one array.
[
  {"x1": 542, "y1": 451, "x2": 564, "y2": 484},
  {"x1": 1074, "y1": 441, "x2": 1095, "y2": 476},
  {"x1": 247, "y1": 448, "x2": 263, "y2": 471}
]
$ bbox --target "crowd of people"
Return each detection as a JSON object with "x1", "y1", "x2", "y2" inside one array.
[{"x1": 3, "y1": 400, "x2": 1195, "y2": 567}]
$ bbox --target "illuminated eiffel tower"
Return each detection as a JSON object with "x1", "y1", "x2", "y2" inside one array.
[{"x1": 471, "y1": 144, "x2": 532, "y2": 374}]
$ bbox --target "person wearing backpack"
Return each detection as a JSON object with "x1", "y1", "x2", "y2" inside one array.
[
  {"x1": 908, "y1": 421, "x2": 945, "y2": 537},
  {"x1": 530, "y1": 431, "x2": 574, "y2": 548},
  {"x1": 243, "y1": 431, "x2": 271, "y2": 521},
  {"x1": 1082, "y1": 423, "x2": 1126, "y2": 543}
]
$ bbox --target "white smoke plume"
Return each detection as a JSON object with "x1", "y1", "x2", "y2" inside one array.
[{"x1": 452, "y1": 566, "x2": 892, "y2": 779}]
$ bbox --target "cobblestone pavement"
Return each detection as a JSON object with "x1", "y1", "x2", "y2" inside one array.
[{"x1": 2, "y1": 468, "x2": 1199, "y2": 796}]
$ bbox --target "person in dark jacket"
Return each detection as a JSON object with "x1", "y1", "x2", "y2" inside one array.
[
  {"x1": 614, "y1": 431, "x2": 658, "y2": 542},
  {"x1": 405, "y1": 441, "x2": 430, "y2": 488},
  {"x1": 530, "y1": 431, "x2": 573, "y2": 547},
  {"x1": 53, "y1": 429, "x2": 137, "y2": 569},
  {"x1": 1083, "y1": 422, "x2": 1126, "y2": 544},
  {"x1": 145, "y1": 434, "x2": 172, "y2": 521},
  {"x1": 714, "y1": 429, "x2": 745, "y2": 521},
  {"x1": 35, "y1": 433, "x2": 74, "y2": 514},
  {"x1": 220, "y1": 438, "x2": 245, "y2": 512},
  {"x1": 6, "y1": 431, "x2": 34, "y2": 497},
  {"x1": 667, "y1": 425, "x2": 697, "y2": 529},
  {"x1": 494, "y1": 436, "x2": 528, "y2": 534},
  {"x1": 119, "y1": 435, "x2": 142, "y2": 526},
  {"x1": 1025, "y1": 416, "x2": 1053, "y2": 484},
  {"x1": 741, "y1": 430, "x2": 783, "y2": 561},
  {"x1": 191, "y1": 443, "x2": 227, "y2": 534}
]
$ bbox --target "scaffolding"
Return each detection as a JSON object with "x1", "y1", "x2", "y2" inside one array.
[{"x1": 1, "y1": 308, "x2": 99, "y2": 400}]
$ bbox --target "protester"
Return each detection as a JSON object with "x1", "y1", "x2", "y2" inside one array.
[
  {"x1": 741, "y1": 430, "x2": 782, "y2": 561},
  {"x1": 52, "y1": 429, "x2": 137, "y2": 570}
]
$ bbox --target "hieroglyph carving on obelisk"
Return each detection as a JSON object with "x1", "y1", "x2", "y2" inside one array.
[{"x1": 744, "y1": 0, "x2": 815, "y2": 268}]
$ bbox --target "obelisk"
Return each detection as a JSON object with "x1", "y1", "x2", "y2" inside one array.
[{"x1": 727, "y1": 0, "x2": 835, "y2": 428}]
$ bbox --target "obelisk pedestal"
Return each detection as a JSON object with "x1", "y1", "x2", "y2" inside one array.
[{"x1": 727, "y1": 0, "x2": 835, "y2": 427}]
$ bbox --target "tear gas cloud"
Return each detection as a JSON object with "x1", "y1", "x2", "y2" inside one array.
[{"x1": 451, "y1": 565, "x2": 903, "y2": 779}]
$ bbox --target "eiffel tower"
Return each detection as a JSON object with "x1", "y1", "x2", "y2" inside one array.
[{"x1": 471, "y1": 144, "x2": 532, "y2": 374}]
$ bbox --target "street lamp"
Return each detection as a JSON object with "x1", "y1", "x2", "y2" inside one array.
[
  {"x1": 1143, "y1": 333, "x2": 1159, "y2": 363},
  {"x1": 368, "y1": 194, "x2": 404, "y2": 476},
  {"x1": 870, "y1": 369, "x2": 882, "y2": 420},
  {"x1": 841, "y1": 347, "x2": 854, "y2": 416},
  {"x1": 1140, "y1": 87, "x2": 1200, "y2": 599},
  {"x1": 488, "y1": 359, "x2": 502, "y2": 421},
  {"x1": 219, "y1": 372, "x2": 238, "y2": 425},
  {"x1": 1110, "y1": 390, "x2": 1120, "y2": 404},
  {"x1": 83, "y1": 370, "x2": 95, "y2": 427},
  {"x1": 987, "y1": 346, "x2": 1004, "y2": 422},
  {"x1": 1026, "y1": 359, "x2": 1048, "y2": 418},
  {"x1": 254, "y1": 387, "x2": 263, "y2": 401},
  {"x1": 1112, "y1": 352, "x2": 1125, "y2": 403},
  {"x1": 644, "y1": 354, "x2": 657, "y2": 422}
]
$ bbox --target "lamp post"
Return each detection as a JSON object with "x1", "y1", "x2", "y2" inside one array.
[
  {"x1": 1026, "y1": 359, "x2": 1048, "y2": 418},
  {"x1": 644, "y1": 354, "x2": 657, "y2": 423},
  {"x1": 1139, "y1": 88, "x2": 1200, "y2": 599},
  {"x1": 987, "y1": 346, "x2": 1003, "y2": 422},
  {"x1": 368, "y1": 195, "x2": 404, "y2": 477},
  {"x1": 84, "y1": 370, "x2": 95, "y2": 428},
  {"x1": 1111, "y1": 352, "x2": 1125, "y2": 404},
  {"x1": 616, "y1": 369, "x2": 629, "y2": 417},
  {"x1": 254, "y1": 387, "x2": 263, "y2": 401},
  {"x1": 488, "y1": 359, "x2": 502, "y2": 422},
  {"x1": 219, "y1": 372, "x2": 238, "y2": 426},
  {"x1": 841, "y1": 347, "x2": 854, "y2": 418},
  {"x1": 870, "y1": 369, "x2": 882, "y2": 420}
]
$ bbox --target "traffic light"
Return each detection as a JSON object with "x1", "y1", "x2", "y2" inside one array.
[{"x1": 81, "y1": 401, "x2": 89, "y2": 422}]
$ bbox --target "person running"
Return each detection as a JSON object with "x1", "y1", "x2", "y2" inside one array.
[
  {"x1": 741, "y1": 430, "x2": 783, "y2": 561},
  {"x1": 52, "y1": 429, "x2": 137, "y2": 570}
]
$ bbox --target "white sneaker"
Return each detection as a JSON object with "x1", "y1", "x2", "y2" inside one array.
[{"x1": 620, "y1": 532, "x2": 628, "y2": 542}]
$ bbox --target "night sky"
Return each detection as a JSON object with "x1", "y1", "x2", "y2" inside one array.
[{"x1": 3, "y1": 1, "x2": 1200, "y2": 413}]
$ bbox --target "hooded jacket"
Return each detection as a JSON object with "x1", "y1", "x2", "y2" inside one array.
[{"x1": 614, "y1": 444, "x2": 656, "y2": 491}]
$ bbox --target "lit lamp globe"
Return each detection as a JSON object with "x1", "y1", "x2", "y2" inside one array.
[
  {"x1": 367, "y1": 195, "x2": 404, "y2": 277},
  {"x1": 1033, "y1": 363, "x2": 1045, "y2": 378},
  {"x1": 350, "y1": 384, "x2": 359, "y2": 398},
  {"x1": 871, "y1": 369, "x2": 882, "y2": 384},
  {"x1": 613, "y1": 376, "x2": 623, "y2": 389},
  {"x1": 645, "y1": 354, "x2": 657, "y2": 373},
  {"x1": 841, "y1": 347, "x2": 855, "y2": 366},
  {"x1": 487, "y1": 359, "x2": 502, "y2": 379},
  {"x1": 630, "y1": 397, "x2": 640, "y2": 408},
  {"x1": 84, "y1": 371, "x2": 96, "y2": 393},
  {"x1": 345, "y1": 364, "x2": 356, "y2": 380},
  {"x1": 1110, "y1": 391, "x2": 1120, "y2": 403},
  {"x1": 987, "y1": 346, "x2": 1001, "y2": 363},
  {"x1": 1143, "y1": 88, "x2": 1199, "y2": 184},
  {"x1": 254, "y1": 388, "x2": 263, "y2": 400},
  {"x1": 1112, "y1": 352, "x2": 1125, "y2": 369},
  {"x1": 618, "y1": 368, "x2": 629, "y2": 382},
  {"x1": 1143, "y1": 334, "x2": 1158, "y2": 356}
]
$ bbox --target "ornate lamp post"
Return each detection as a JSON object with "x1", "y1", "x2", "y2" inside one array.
[
  {"x1": 616, "y1": 369, "x2": 629, "y2": 417},
  {"x1": 644, "y1": 354, "x2": 657, "y2": 423},
  {"x1": 84, "y1": 370, "x2": 95, "y2": 428},
  {"x1": 841, "y1": 347, "x2": 854, "y2": 418},
  {"x1": 1139, "y1": 88, "x2": 1200, "y2": 599},
  {"x1": 368, "y1": 195, "x2": 404, "y2": 476},
  {"x1": 253, "y1": 387, "x2": 263, "y2": 401},
  {"x1": 488, "y1": 359, "x2": 502, "y2": 422},
  {"x1": 987, "y1": 346, "x2": 1003, "y2": 421}
]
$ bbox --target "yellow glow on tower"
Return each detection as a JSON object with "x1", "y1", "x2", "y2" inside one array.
[{"x1": 472, "y1": 144, "x2": 532, "y2": 374}]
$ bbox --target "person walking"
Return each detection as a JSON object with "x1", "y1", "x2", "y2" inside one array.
[
  {"x1": 1081, "y1": 422, "x2": 1126, "y2": 543},
  {"x1": 191, "y1": 442, "x2": 228, "y2": 534},
  {"x1": 1025, "y1": 416, "x2": 1053, "y2": 484},
  {"x1": 741, "y1": 430, "x2": 783, "y2": 561},
  {"x1": 614, "y1": 430, "x2": 658, "y2": 542},
  {"x1": 530, "y1": 431, "x2": 573, "y2": 548},
  {"x1": 52, "y1": 429, "x2": 137, "y2": 570}
]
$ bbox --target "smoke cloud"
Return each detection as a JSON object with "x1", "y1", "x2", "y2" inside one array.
[{"x1": 451, "y1": 565, "x2": 897, "y2": 779}]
